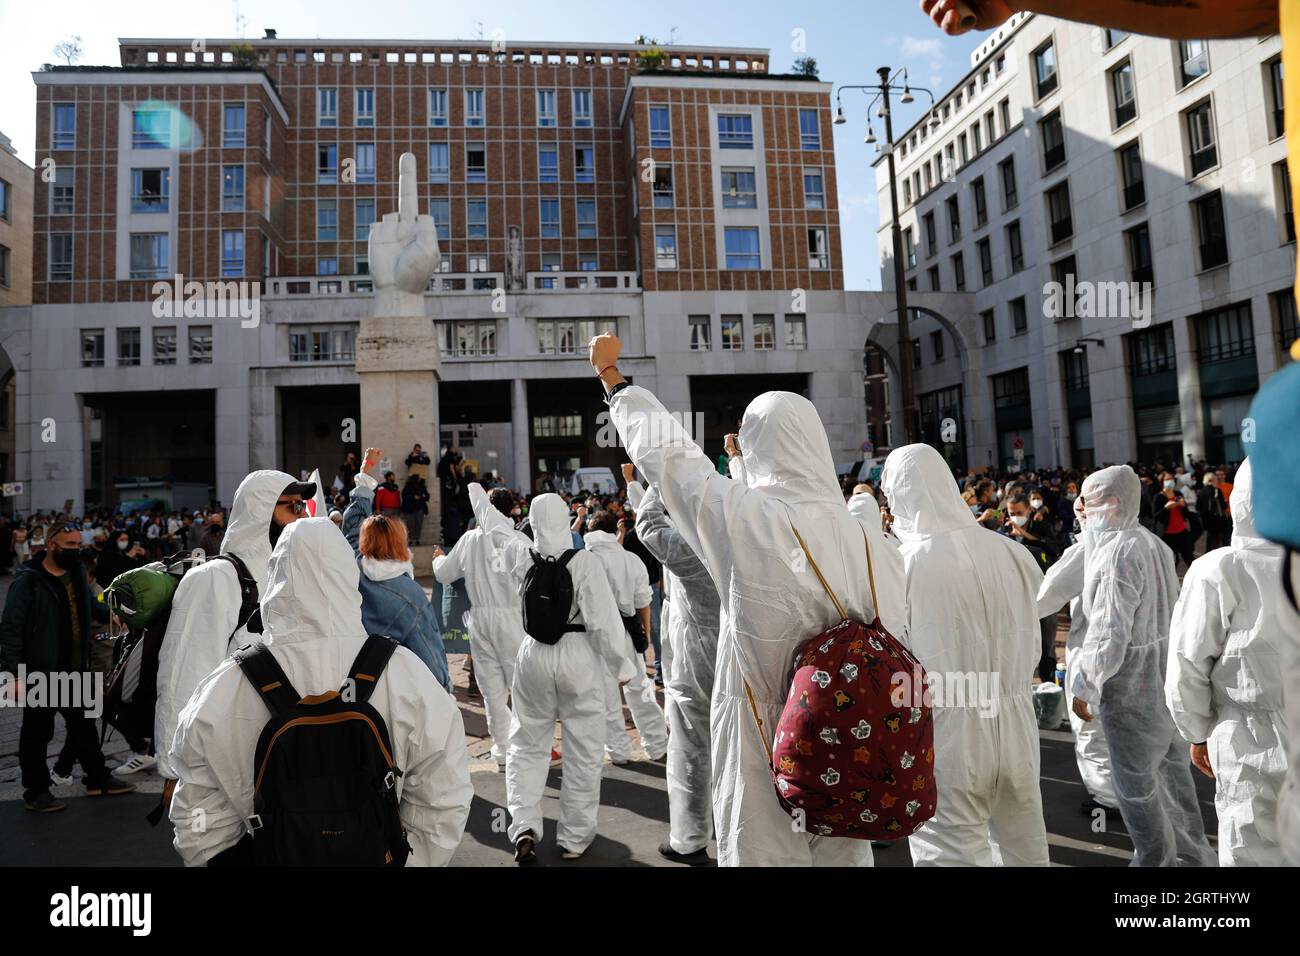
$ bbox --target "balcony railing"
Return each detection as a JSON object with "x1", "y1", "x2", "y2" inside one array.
[{"x1": 261, "y1": 271, "x2": 638, "y2": 298}]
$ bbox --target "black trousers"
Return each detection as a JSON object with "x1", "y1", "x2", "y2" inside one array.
[
  {"x1": 20, "y1": 705, "x2": 109, "y2": 801},
  {"x1": 1038, "y1": 614, "x2": 1058, "y2": 684},
  {"x1": 1162, "y1": 530, "x2": 1195, "y2": 571}
]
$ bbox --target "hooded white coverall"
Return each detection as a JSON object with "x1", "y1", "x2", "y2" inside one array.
[
  {"x1": 469, "y1": 485, "x2": 635, "y2": 853},
  {"x1": 169, "y1": 518, "x2": 473, "y2": 866},
  {"x1": 156, "y1": 470, "x2": 297, "y2": 780},
  {"x1": 433, "y1": 510, "x2": 532, "y2": 765},
  {"x1": 628, "y1": 479, "x2": 721, "y2": 855},
  {"x1": 1166, "y1": 460, "x2": 1289, "y2": 866},
  {"x1": 610, "y1": 386, "x2": 876, "y2": 867},
  {"x1": 1037, "y1": 541, "x2": 1117, "y2": 809},
  {"x1": 845, "y1": 491, "x2": 908, "y2": 636},
  {"x1": 584, "y1": 528, "x2": 669, "y2": 761},
  {"x1": 1074, "y1": 465, "x2": 1216, "y2": 867},
  {"x1": 881, "y1": 444, "x2": 1050, "y2": 867}
]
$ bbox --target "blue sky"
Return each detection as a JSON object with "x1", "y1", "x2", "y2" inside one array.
[{"x1": 0, "y1": 0, "x2": 984, "y2": 289}]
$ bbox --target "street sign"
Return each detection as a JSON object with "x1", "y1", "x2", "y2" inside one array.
[
  {"x1": 2, "y1": 482, "x2": 25, "y2": 497},
  {"x1": 1013, "y1": 447, "x2": 1025, "y2": 463},
  {"x1": 1012, "y1": 435, "x2": 1024, "y2": 450}
]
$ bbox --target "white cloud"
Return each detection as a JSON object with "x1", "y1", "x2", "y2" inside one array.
[{"x1": 898, "y1": 34, "x2": 947, "y2": 77}]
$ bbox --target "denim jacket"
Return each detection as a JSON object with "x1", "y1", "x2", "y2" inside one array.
[{"x1": 343, "y1": 479, "x2": 452, "y2": 691}]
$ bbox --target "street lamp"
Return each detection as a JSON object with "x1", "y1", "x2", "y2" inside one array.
[
  {"x1": 1073, "y1": 337, "x2": 1106, "y2": 354},
  {"x1": 835, "y1": 67, "x2": 938, "y2": 446}
]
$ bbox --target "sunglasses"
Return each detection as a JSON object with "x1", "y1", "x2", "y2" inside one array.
[{"x1": 276, "y1": 499, "x2": 307, "y2": 514}]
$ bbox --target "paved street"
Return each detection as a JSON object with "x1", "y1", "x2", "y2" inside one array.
[{"x1": 0, "y1": 574, "x2": 1217, "y2": 867}]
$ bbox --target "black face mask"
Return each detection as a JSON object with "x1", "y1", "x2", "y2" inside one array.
[
  {"x1": 269, "y1": 518, "x2": 286, "y2": 548},
  {"x1": 52, "y1": 546, "x2": 81, "y2": 571}
]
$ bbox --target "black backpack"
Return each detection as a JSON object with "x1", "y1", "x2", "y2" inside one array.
[
  {"x1": 232, "y1": 634, "x2": 411, "y2": 867},
  {"x1": 521, "y1": 549, "x2": 586, "y2": 645}
]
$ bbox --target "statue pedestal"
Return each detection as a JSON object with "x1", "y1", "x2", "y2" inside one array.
[{"x1": 356, "y1": 313, "x2": 441, "y2": 545}]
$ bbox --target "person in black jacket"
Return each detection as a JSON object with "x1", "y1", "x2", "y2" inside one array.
[
  {"x1": 1002, "y1": 494, "x2": 1061, "y2": 683},
  {"x1": 0, "y1": 525, "x2": 136, "y2": 812}
]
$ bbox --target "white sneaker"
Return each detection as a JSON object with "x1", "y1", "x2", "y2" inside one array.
[
  {"x1": 49, "y1": 769, "x2": 74, "y2": 787},
  {"x1": 116, "y1": 753, "x2": 157, "y2": 775}
]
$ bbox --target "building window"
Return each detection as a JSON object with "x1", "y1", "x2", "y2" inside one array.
[
  {"x1": 353, "y1": 87, "x2": 374, "y2": 127},
  {"x1": 538, "y1": 199, "x2": 561, "y2": 239},
  {"x1": 1129, "y1": 323, "x2": 1176, "y2": 375},
  {"x1": 655, "y1": 226, "x2": 678, "y2": 269},
  {"x1": 1119, "y1": 142, "x2": 1146, "y2": 210},
  {"x1": 1194, "y1": 303, "x2": 1254, "y2": 364},
  {"x1": 50, "y1": 166, "x2": 74, "y2": 214},
  {"x1": 536, "y1": 89, "x2": 557, "y2": 127},
  {"x1": 223, "y1": 104, "x2": 245, "y2": 147},
  {"x1": 1046, "y1": 180, "x2": 1073, "y2": 244},
  {"x1": 49, "y1": 234, "x2": 72, "y2": 281},
  {"x1": 972, "y1": 121, "x2": 984, "y2": 155},
  {"x1": 928, "y1": 265, "x2": 940, "y2": 291},
  {"x1": 1006, "y1": 220, "x2": 1024, "y2": 272},
  {"x1": 952, "y1": 251, "x2": 966, "y2": 291},
  {"x1": 804, "y1": 169, "x2": 825, "y2": 210},
  {"x1": 428, "y1": 88, "x2": 448, "y2": 126},
  {"x1": 466, "y1": 145, "x2": 487, "y2": 183},
  {"x1": 132, "y1": 109, "x2": 169, "y2": 149},
  {"x1": 799, "y1": 108, "x2": 821, "y2": 149},
  {"x1": 688, "y1": 315, "x2": 710, "y2": 350},
  {"x1": 469, "y1": 255, "x2": 491, "y2": 275},
  {"x1": 129, "y1": 168, "x2": 169, "y2": 213},
  {"x1": 977, "y1": 237, "x2": 993, "y2": 287},
  {"x1": 1106, "y1": 29, "x2": 1130, "y2": 48},
  {"x1": 117, "y1": 327, "x2": 141, "y2": 366},
  {"x1": 355, "y1": 199, "x2": 375, "y2": 241},
  {"x1": 538, "y1": 145, "x2": 558, "y2": 183},
  {"x1": 1127, "y1": 222, "x2": 1154, "y2": 284},
  {"x1": 355, "y1": 143, "x2": 375, "y2": 184},
  {"x1": 923, "y1": 212, "x2": 937, "y2": 256},
  {"x1": 718, "y1": 113, "x2": 753, "y2": 149},
  {"x1": 222, "y1": 165, "x2": 244, "y2": 212},
  {"x1": 725, "y1": 228, "x2": 761, "y2": 270},
  {"x1": 428, "y1": 143, "x2": 449, "y2": 183},
  {"x1": 291, "y1": 326, "x2": 356, "y2": 362},
  {"x1": 1186, "y1": 100, "x2": 1218, "y2": 176},
  {"x1": 575, "y1": 199, "x2": 597, "y2": 239},
  {"x1": 1111, "y1": 60, "x2": 1137, "y2": 127},
  {"x1": 221, "y1": 230, "x2": 243, "y2": 277},
  {"x1": 464, "y1": 88, "x2": 485, "y2": 127},
  {"x1": 1040, "y1": 110, "x2": 1066, "y2": 171},
  {"x1": 931, "y1": 330, "x2": 944, "y2": 363},
  {"x1": 153, "y1": 326, "x2": 176, "y2": 365},
  {"x1": 81, "y1": 329, "x2": 105, "y2": 367},
  {"x1": 999, "y1": 157, "x2": 1018, "y2": 210},
  {"x1": 904, "y1": 228, "x2": 917, "y2": 269},
  {"x1": 785, "y1": 315, "x2": 807, "y2": 350},
  {"x1": 437, "y1": 321, "x2": 496, "y2": 358},
  {"x1": 721, "y1": 167, "x2": 757, "y2": 208},
  {"x1": 189, "y1": 325, "x2": 213, "y2": 364},
  {"x1": 1052, "y1": 255, "x2": 1080, "y2": 317},
  {"x1": 652, "y1": 165, "x2": 674, "y2": 207},
  {"x1": 1011, "y1": 297, "x2": 1028, "y2": 334},
  {"x1": 317, "y1": 88, "x2": 338, "y2": 127},
  {"x1": 972, "y1": 176, "x2": 988, "y2": 227},
  {"x1": 649, "y1": 105, "x2": 671, "y2": 147},
  {"x1": 1268, "y1": 57, "x2": 1285, "y2": 140},
  {"x1": 572, "y1": 89, "x2": 592, "y2": 127},
  {"x1": 1278, "y1": 160, "x2": 1296, "y2": 243},
  {"x1": 911, "y1": 338, "x2": 922, "y2": 369},
  {"x1": 0, "y1": 245, "x2": 8, "y2": 288},
  {"x1": 982, "y1": 308, "x2": 996, "y2": 344},
  {"x1": 753, "y1": 314, "x2": 775, "y2": 350},
  {"x1": 317, "y1": 258, "x2": 339, "y2": 276},
  {"x1": 429, "y1": 198, "x2": 451, "y2": 243},
  {"x1": 1033, "y1": 40, "x2": 1058, "y2": 99},
  {"x1": 574, "y1": 146, "x2": 595, "y2": 183},
  {"x1": 0, "y1": 178, "x2": 8, "y2": 221},
  {"x1": 998, "y1": 98, "x2": 1011, "y2": 134},
  {"x1": 1179, "y1": 39, "x2": 1210, "y2": 87},
  {"x1": 1063, "y1": 348, "x2": 1090, "y2": 391},
  {"x1": 808, "y1": 228, "x2": 829, "y2": 270},
  {"x1": 946, "y1": 195, "x2": 961, "y2": 243},
  {"x1": 1272, "y1": 289, "x2": 1299, "y2": 356},
  {"x1": 129, "y1": 233, "x2": 168, "y2": 279},
  {"x1": 721, "y1": 315, "x2": 743, "y2": 350},
  {"x1": 467, "y1": 199, "x2": 488, "y2": 239},
  {"x1": 318, "y1": 145, "x2": 338, "y2": 183},
  {"x1": 1194, "y1": 191, "x2": 1228, "y2": 270},
  {"x1": 958, "y1": 133, "x2": 969, "y2": 166},
  {"x1": 903, "y1": 178, "x2": 913, "y2": 206},
  {"x1": 52, "y1": 103, "x2": 76, "y2": 148},
  {"x1": 317, "y1": 200, "x2": 338, "y2": 240}
]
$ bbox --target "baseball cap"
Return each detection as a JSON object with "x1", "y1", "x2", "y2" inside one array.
[{"x1": 280, "y1": 480, "x2": 318, "y2": 499}]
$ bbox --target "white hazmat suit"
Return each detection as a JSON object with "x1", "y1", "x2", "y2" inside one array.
[
  {"x1": 432, "y1": 508, "x2": 531, "y2": 765},
  {"x1": 156, "y1": 470, "x2": 297, "y2": 780},
  {"x1": 169, "y1": 518, "x2": 473, "y2": 866},
  {"x1": 628, "y1": 479, "x2": 721, "y2": 856},
  {"x1": 845, "y1": 491, "x2": 908, "y2": 636},
  {"x1": 1037, "y1": 541, "x2": 1118, "y2": 809},
  {"x1": 584, "y1": 527, "x2": 669, "y2": 761},
  {"x1": 469, "y1": 485, "x2": 635, "y2": 854},
  {"x1": 881, "y1": 443, "x2": 1050, "y2": 867},
  {"x1": 1074, "y1": 465, "x2": 1216, "y2": 867},
  {"x1": 1167, "y1": 460, "x2": 1289, "y2": 866},
  {"x1": 610, "y1": 386, "x2": 876, "y2": 867}
]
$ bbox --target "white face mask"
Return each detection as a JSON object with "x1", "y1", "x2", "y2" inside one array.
[
  {"x1": 1163, "y1": 479, "x2": 1175, "y2": 490},
  {"x1": 1029, "y1": 498, "x2": 1043, "y2": 509},
  {"x1": 1010, "y1": 515, "x2": 1029, "y2": 527},
  {"x1": 117, "y1": 539, "x2": 130, "y2": 551}
]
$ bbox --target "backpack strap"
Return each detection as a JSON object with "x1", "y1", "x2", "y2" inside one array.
[
  {"x1": 789, "y1": 522, "x2": 848, "y2": 622},
  {"x1": 555, "y1": 549, "x2": 586, "y2": 633},
  {"x1": 235, "y1": 641, "x2": 299, "y2": 718},
  {"x1": 212, "y1": 552, "x2": 263, "y2": 643},
  {"x1": 345, "y1": 634, "x2": 400, "y2": 705}
]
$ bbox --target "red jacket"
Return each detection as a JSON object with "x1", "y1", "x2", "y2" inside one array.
[{"x1": 375, "y1": 485, "x2": 401, "y2": 512}]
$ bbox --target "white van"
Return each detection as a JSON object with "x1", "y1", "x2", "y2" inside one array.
[{"x1": 570, "y1": 466, "x2": 619, "y2": 496}]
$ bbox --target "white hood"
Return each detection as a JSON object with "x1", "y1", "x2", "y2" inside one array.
[
  {"x1": 262, "y1": 516, "x2": 365, "y2": 646},
  {"x1": 527, "y1": 492, "x2": 574, "y2": 557},
  {"x1": 1080, "y1": 464, "x2": 1142, "y2": 534},
  {"x1": 221, "y1": 469, "x2": 301, "y2": 590},
  {"x1": 361, "y1": 555, "x2": 415, "y2": 581},
  {"x1": 1229, "y1": 458, "x2": 1260, "y2": 545},
  {"x1": 583, "y1": 528, "x2": 620, "y2": 552},
  {"x1": 735, "y1": 391, "x2": 842, "y2": 507},
  {"x1": 880, "y1": 443, "x2": 975, "y2": 540}
]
